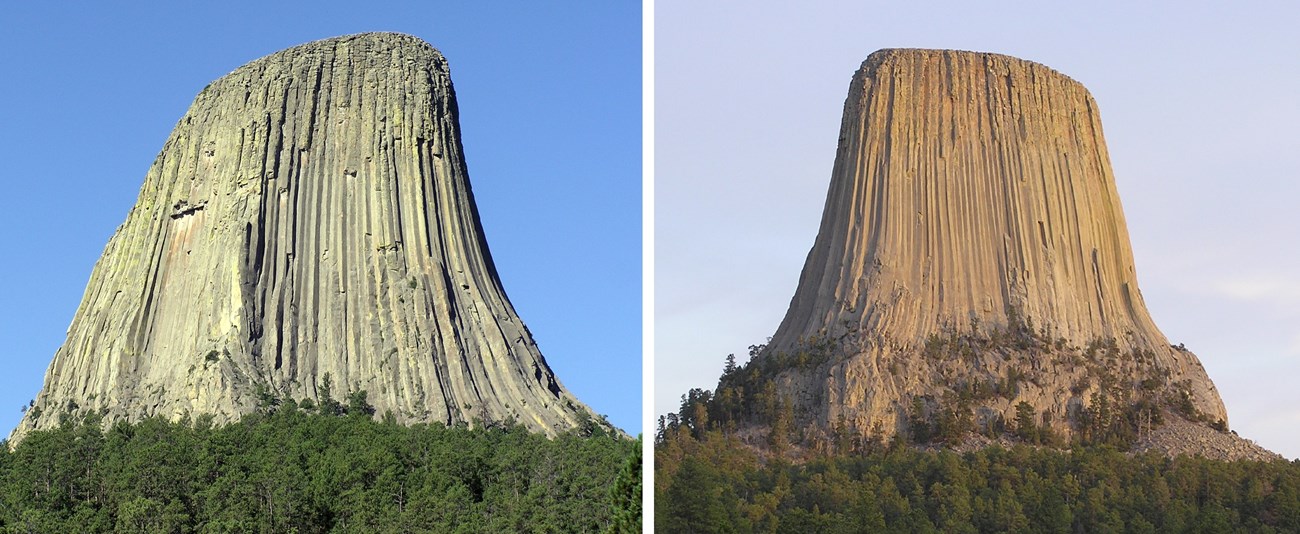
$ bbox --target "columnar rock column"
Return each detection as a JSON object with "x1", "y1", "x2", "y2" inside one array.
[
  {"x1": 762, "y1": 49, "x2": 1226, "y2": 440},
  {"x1": 12, "y1": 33, "x2": 600, "y2": 443}
]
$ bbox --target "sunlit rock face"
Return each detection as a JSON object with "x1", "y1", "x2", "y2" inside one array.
[
  {"x1": 12, "y1": 33, "x2": 602, "y2": 443},
  {"x1": 758, "y1": 49, "x2": 1226, "y2": 443}
]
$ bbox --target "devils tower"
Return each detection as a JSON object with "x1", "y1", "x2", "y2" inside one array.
[
  {"x1": 732, "y1": 49, "x2": 1239, "y2": 450},
  {"x1": 10, "y1": 33, "x2": 603, "y2": 443}
]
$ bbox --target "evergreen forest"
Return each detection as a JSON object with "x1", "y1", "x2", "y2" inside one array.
[
  {"x1": 656, "y1": 413, "x2": 1300, "y2": 533},
  {"x1": 0, "y1": 396, "x2": 641, "y2": 533}
]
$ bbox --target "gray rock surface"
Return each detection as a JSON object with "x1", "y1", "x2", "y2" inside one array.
[
  {"x1": 1132, "y1": 418, "x2": 1282, "y2": 462},
  {"x1": 10, "y1": 33, "x2": 604, "y2": 443},
  {"x1": 759, "y1": 49, "x2": 1232, "y2": 448}
]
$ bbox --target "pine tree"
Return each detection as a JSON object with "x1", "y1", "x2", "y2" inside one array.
[{"x1": 606, "y1": 436, "x2": 642, "y2": 533}]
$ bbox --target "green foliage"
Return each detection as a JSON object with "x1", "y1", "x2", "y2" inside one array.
[
  {"x1": 934, "y1": 394, "x2": 974, "y2": 447},
  {"x1": 606, "y1": 436, "x2": 643, "y2": 533},
  {"x1": 768, "y1": 397, "x2": 794, "y2": 454},
  {"x1": 662, "y1": 456, "x2": 733, "y2": 532},
  {"x1": 0, "y1": 409, "x2": 639, "y2": 532},
  {"x1": 656, "y1": 428, "x2": 1300, "y2": 533},
  {"x1": 253, "y1": 383, "x2": 280, "y2": 413},
  {"x1": 345, "y1": 388, "x2": 375, "y2": 417},
  {"x1": 1013, "y1": 401, "x2": 1036, "y2": 442},
  {"x1": 909, "y1": 396, "x2": 933, "y2": 444},
  {"x1": 317, "y1": 372, "x2": 343, "y2": 416}
]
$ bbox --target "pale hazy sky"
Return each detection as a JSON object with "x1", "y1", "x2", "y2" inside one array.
[{"x1": 655, "y1": 1, "x2": 1300, "y2": 458}]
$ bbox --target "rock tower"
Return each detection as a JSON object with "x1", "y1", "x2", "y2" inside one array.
[
  {"x1": 754, "y1": 49, "x2": 1227, "y2": 444},
  {"x1": 11, "y1": 33, "x2": 602, "y2": 442}
]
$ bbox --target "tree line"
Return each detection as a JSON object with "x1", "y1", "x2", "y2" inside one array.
[
  {"x1": 656, "y1": 425, "x2": 1300, "y2": 533},
  {"x1": 1, "y1": 395, "x2": 641, "y2": 533}
]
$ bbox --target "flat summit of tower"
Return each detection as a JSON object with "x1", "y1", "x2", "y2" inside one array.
[
  {"x1": 858, "y1": 48, "x2": 1082, "y2": 82},
  {"x1": 220, "y1": 33, "x2": 443, "y2": 76}
]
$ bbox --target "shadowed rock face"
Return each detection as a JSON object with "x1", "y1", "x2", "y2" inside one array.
[
  {"x1": 761, "y1": 49, "x2": 1227, "y2": 443},
  {"x1": 11, "y1": 33, "x2": 601, "y2": 442}
]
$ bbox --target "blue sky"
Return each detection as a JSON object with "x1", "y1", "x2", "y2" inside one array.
[
  {"x1": 0, "y1": 3, "x2": 641, "y2": 436},
  {"x1": 656, "y1": 1, "x2": 1300, "y2": 458}
]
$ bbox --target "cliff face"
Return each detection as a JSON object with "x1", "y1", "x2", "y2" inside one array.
[
  {"x1": 12, "y1": 33, "x2": 599, "y2": 442},
  {"x1": 758, "y1": 49, "x2": 1226, "y2": 443}
]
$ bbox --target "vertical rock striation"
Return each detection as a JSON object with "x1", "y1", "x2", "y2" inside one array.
[
  {"x1": 757, "y1": 49, "x2": 1227, "y2": 443},
  {"x1": 12, "y1": 33, "x2": 602, "y2": 443}
]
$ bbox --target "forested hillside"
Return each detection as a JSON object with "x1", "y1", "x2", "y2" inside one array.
[
  {"x1": 656, "y1": 421, "x2": 1300, "y2": 533},
  {"x1": 1, "y1": 397, "x2": 640, "y2": 533}
]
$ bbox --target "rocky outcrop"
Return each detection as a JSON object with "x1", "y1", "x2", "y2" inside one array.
[
  {"x1": 1132, "y1": 419, "x2": 1282, "y2": 463},
  {"x1": 11, "y1": 33, "x2": 602, "y2": 443},
  {"x1": 753, "y1": 49, "x2": 1229, "y2": 447}
]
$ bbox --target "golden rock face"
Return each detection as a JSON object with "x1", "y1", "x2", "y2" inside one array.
[
  {"x1": 12, "y1": 33, "x2": 600, "y2": 443},
  {"x1": 762, "y1": 49, "x2": 1226, "y2": 441}
]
